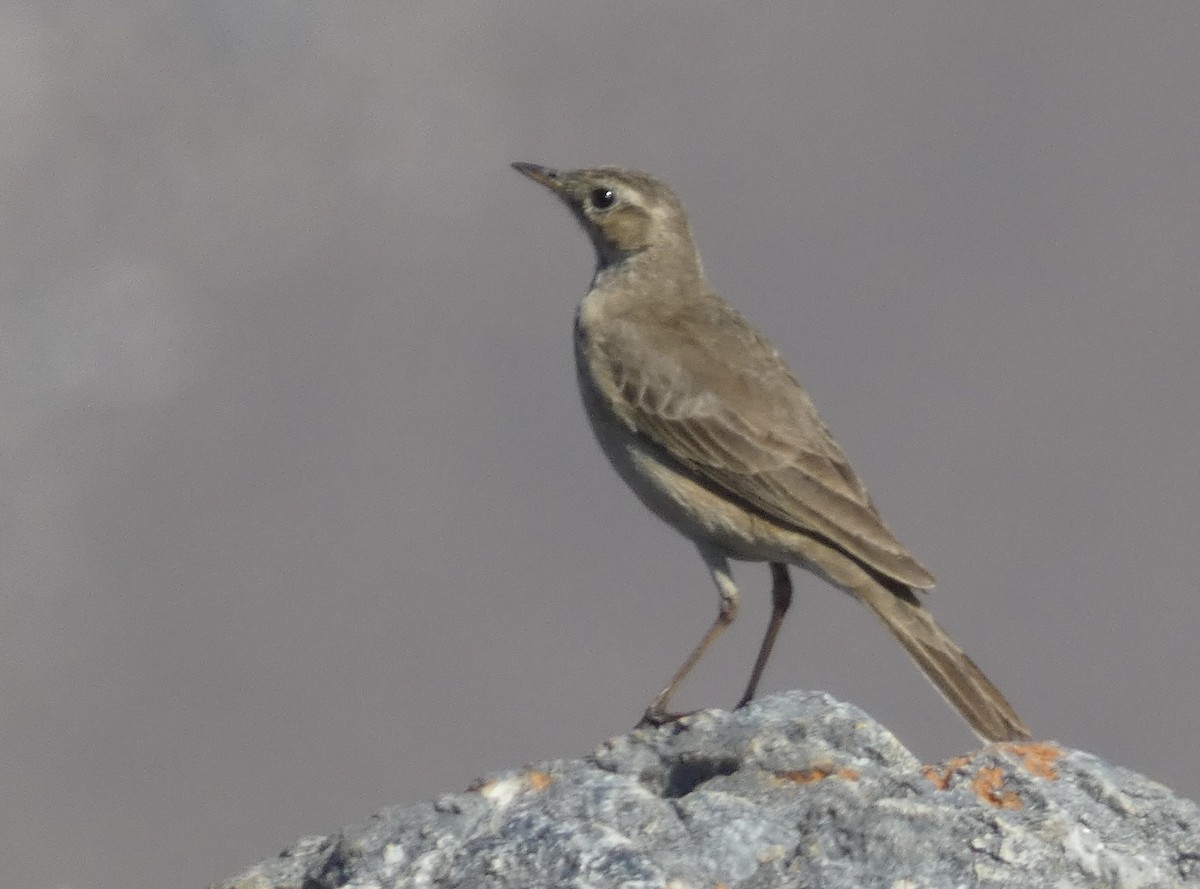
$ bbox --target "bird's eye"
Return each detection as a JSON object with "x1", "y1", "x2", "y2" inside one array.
[{"x1": 590, "y1": 188, "x2": 616, "y2": 210}]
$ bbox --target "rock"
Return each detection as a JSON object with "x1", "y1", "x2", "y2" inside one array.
[{"x1": 213, "y1": 690, "x2": 1200, "y2": 889}]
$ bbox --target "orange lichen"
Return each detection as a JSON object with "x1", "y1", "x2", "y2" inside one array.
[
  {"x1": 921, "y1": 756, "x2": 973, "y2": 791},
  {"x1": 1001, "y1": 742, "x2": 1062, "y2": 780},
  {"x1": 525, "y1": 770, "x2": 554, "y2": 792},
  {"x1": 467, "y1": 769, "x2": 555, "y2": 804},
  {"x1": 923, "y1": 743, "x2": 1061, "y2": 810},
  {"x1": 970, "y1": 765, "x2": 1022, "y2": 809},
  {"x1": 774, "y1": 763, "x2": 860, "y2": 784}
]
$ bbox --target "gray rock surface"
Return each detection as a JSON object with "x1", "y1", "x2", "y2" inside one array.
[{"x1": 214, "y1": 691, "x2": 1200, "y2": 889}]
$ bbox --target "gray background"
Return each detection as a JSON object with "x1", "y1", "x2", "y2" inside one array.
[{"x1": 2, "y1": 4, "x2": 1198, "y2": 887}]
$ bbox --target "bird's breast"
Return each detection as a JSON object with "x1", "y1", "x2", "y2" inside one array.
[{"x1": 572, "y1": 316, "x2": 783, "y2": 560}]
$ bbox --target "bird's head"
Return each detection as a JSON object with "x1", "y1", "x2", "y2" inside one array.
[{"x1": 512, "y1": 163, "x2": 698, "y2": 275}]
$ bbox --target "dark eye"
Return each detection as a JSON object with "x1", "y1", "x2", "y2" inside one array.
[{"x1": 590, "y1": 187, "x2": 616, "y2": 210}]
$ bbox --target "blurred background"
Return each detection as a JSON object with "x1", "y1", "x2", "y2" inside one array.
[{"x1": 2, "y1": 4, "x2": 1198, "y2": 887}]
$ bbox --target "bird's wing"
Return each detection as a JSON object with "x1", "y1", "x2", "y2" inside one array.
[{"x1": 592, "y1": 311, "x2": 935, "y2": 588}]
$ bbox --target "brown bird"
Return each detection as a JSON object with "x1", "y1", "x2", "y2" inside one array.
[{"x1": 512, "y1": 162, "x2": 1030, "y2": 742}]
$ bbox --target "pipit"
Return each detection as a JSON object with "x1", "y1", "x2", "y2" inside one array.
[{"x1": 512, "y1": 162, "x2": 1030, "y2": 742}]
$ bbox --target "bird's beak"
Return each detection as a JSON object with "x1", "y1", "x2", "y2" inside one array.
[{"x1": 511, "y1": 162, "x2": 566, "y2": 194}]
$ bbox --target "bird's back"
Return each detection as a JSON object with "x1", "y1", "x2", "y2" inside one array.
[{"x1": 577, "y1": 282, "x2": 936, "y2": 589}]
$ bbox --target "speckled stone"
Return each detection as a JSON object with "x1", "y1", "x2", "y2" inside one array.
[{"x1": 213, "y1": 690, "x2": 1200, "y2": 889}]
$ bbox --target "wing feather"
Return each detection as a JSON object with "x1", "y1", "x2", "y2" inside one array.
[{"x1": 595, "y1": 307, "x2": 935, "y2": 588}]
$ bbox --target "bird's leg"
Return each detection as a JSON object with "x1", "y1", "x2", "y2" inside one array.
[
  {"x1": 638, "y1": 548, "x2": 739, "y2": 727},
  {"x1": 735, "y1": 562, "x2": 793, "y2": 709}
]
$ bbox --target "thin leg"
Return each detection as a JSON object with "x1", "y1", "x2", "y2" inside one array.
[
  {"x1": 735, "y1": 562, "x2": 792, "y2": 709},
  {"x1": 638, "y1": 546, "x2": 739, "y2": 727}
]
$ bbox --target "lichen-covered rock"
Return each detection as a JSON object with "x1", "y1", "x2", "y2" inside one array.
[{"x1": 214, "y1": 691, "x2": 1200, "y2": 889}]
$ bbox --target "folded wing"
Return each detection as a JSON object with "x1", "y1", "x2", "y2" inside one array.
[{"x1": 596, "y1": 310, "x2": 936, "y2": 589}]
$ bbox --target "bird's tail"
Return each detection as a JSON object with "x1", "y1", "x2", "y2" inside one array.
[{"x1": 855, "y1": 576, "x2": 1030, "y2": 742}]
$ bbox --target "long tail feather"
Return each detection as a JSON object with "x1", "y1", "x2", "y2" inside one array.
[{"x1": 855, "y1": 577, "x2": 1030, "y2": 742}]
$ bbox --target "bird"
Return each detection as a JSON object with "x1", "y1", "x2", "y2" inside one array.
[{"x1": 511, "y1": 162, "x2": 1030, "y2": 743}]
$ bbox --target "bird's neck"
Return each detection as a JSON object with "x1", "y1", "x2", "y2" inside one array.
[{"x1": 591, "y1": 243, "x2": 705, "y2": 303}]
